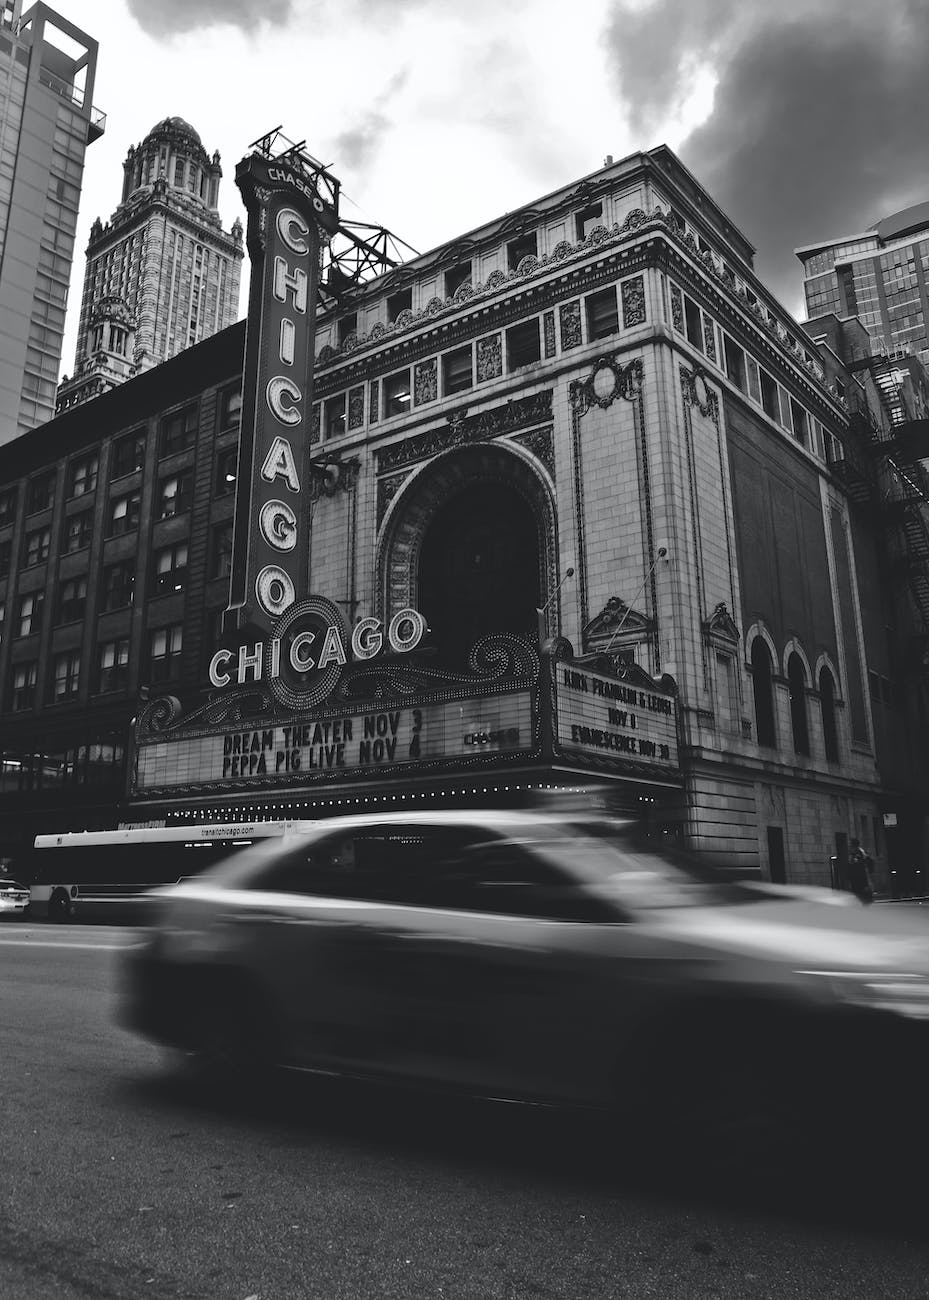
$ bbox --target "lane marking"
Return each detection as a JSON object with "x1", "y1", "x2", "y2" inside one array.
[{"x1": 0, "y1": 937, "x2": 136, "y2": 950}]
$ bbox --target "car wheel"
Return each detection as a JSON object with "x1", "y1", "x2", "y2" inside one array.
[
  {"x1": 47, "y1": 891, "x2": 72, "y2": 922},
  {"x1": 175, "y1": 973, "x2": 279, "y2": 1096}
]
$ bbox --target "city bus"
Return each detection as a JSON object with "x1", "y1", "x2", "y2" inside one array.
[{"x1": 29, "y1": 821, "x2": 316, "y2": 921}]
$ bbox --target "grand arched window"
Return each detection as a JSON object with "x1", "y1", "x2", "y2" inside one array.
[
  {"x1": 819, "y1": 666, "x2": 839, "y2": 762},
  {"x1": 751, "y1": 638, "x2": 777, "y2": 748},
  {"x1": 418, "y1": 480, "x2": 540, "y2": 669},
  {"x1": 788, "y1": 653, "x2": 810, "y2": 755}
]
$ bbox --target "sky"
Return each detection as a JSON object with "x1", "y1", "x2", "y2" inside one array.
[{"x1": 55, "y1": 0, "x2": 929, "y2": 382}]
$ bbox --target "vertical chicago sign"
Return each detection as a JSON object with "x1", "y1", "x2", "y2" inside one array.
[{"x1": 225, "y1": 149, "x2": 340, "y2": 639}]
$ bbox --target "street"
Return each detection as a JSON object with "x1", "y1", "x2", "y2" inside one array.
[{"x1": 2, "y1": 925, "x2": 929, "y2": 1300}]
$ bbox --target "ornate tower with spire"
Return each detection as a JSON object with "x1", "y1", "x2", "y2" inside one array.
[{"x1": 57, "y1": 116, "x2": 244, "y2": 412}]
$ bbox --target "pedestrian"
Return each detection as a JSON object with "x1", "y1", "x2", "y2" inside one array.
[{"x1": 847, "y1": 838, "x2": 874, "y2": 903}]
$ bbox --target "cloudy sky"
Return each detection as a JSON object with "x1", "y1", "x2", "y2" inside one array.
[{"x1": 57, "y1": 0, "x2": 928, "y2": 380}]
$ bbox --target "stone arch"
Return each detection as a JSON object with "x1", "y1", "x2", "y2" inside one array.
[
  {"x1": 781, "y1": 637, "x2": 812, "y2": 682},
  {"x1": 376, "y1": 442, "x2": 558, "y2": 634}
]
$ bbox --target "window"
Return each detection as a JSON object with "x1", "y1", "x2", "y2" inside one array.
[
  {"x1": 27, "y1": 471, "x2": 55, "y2": 513},
  {"x1": 111, "y1": 430, "x2": 145, "y2": 478},
  {"x1": 506, "y1": 319, "x2": 541, "y2": 370},
  {"x1": 715, "y1": 653, "x2": 735, "y2": 733},
  {"x1": 386, "y1": 288, "x2": 412, "y2": 323},
  {"x1": 17, "y1": 591, "x2": 43, "y2": 637},
  {"x1": 101, "y1": 560, "x2": 134, "y2": 611},
  {"x1": 789, "y1": 398, "x2": 809, "y2": 447},
  {"x1": 10, "y1": 662, "x2": 37, "y2": 712},
  {"x1": 684, "y1": 296, "x2": 703, "y2": 350},
  {"x1": 787, "y1": 653, "x2": 810, "y2": 755},
  {"x1": 57, "y1": 575, "x2": 87, "y2": 624},
  {"x1": 751, "y1": 638, "x2": 777, "y2": 748},
  {"x1": 157, "y1": 471, "x2": 193, "y2": 519},
  {"x1": 442, "y1": 346, "x2": 473, "y2": 395},
  {"x1": 324, "y1": 394, "x2": 346, "y2": 439},
  {"x1": 24, "y1": 526, "x2": 51, "y2": 566},
  {"x1": 211, "y1": 523, "x2": 234, "y2": 579},
  {"x1": 576, "y1": 203, "x2": 603, "y2": 241},
  {"x1": 383, "y1": 370, "x2": 412, "y2": 418},
  {"x1": 97, "y1": 638, "x2": 130, "y2": 693},
  {"x1": 337, "y1": 313, "x2": 358, "y2": 345},
  {"x1": 219, "y1": 387, "x2": 242, "y2": 430},
  {"x1": 108, "y1": 491, "x2": 140, "y2": 536},
  {"x1": 586, "y1": 288, "x2": 619, "y2": 341},
  {"x1": 0, "y1": 486, "x2": 17, "y2": 525},
  {"x1": 149, "y1": 624, "x2": 183, "y2": 681},
  {"x1": 52, "y1": 650, "x2": 81, "y2": 701},
  {"x1": 820, "y1": 667, "x2": 839, "y2": 762},
  {"x1": 445, "y1": 262, "x2": 471, "y2": 298},
  {"x1": 68, "y1": 453, "x2": 98, "y2": 498},
  {"x1": 724, "y1": 336, "x2": 746, "y2": 392},
  {"x1": 0, "y1": 540, "x2": 9, "y2": 578},
  {"x1": 160, "y1": 404, "x2": 197, "y2": 457},
  {"x1": 216, "y1": 447, "x2": 238, "y2": 495},
  {"x1": 153, "y1": 542, "x2": 189, "y2": 594},
  {"x1": 61, "y1": 512, "x2": 92, "y2": 554},
  {"x1": 506, "y1": 232, "x2": 537, "y2": 270},
  {"x1": 759, "y1": 369, "x2": 781, "y2": 423}
]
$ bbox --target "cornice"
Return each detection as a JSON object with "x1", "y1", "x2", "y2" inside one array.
[{"x1": 89, "y1": 199, "x2": 242, "y2": 259}]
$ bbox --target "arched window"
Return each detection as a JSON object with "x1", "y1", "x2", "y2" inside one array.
[
  {"x1": 788, "y1": 653, "x2": 810, "y2": 755},
  {"x1": 751, "y1": 638, "x2": 777, "y2": 748},
  {"x1": 820, "y1": 666, "x2": 839, "y2": 762}
]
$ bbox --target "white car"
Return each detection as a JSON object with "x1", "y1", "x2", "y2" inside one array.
[{"x1": 0, "y1": 879, "x2": 30, "y2": 917}]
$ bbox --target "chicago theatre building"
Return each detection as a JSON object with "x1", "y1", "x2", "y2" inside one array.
[{"x1": 1, "y1": 140, "x2": 927, "y2": 888}]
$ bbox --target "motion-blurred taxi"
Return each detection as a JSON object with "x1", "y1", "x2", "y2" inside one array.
[{"x1": 120, "y1": 811, "x2": 929, "y2": 1168}]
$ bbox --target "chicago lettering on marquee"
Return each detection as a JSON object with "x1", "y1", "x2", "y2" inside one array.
[{"x1": 226, "y1": 151, "x2": 340, "y2": 637}]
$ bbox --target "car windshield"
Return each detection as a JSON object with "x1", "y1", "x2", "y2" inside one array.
[{"x1": 0, "y1": 880, "x2": 26, "y2": 890}]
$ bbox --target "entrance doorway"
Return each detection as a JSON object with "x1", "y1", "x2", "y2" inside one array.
[{"x1": 418, "y1": 481, "x2": 540, "y2": 669}]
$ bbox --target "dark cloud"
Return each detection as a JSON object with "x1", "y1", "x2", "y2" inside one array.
[
  {"x1": 605, "y1": 0, "x2": 929, "y2": 310},
  {"x1": 126, "y1": 0, "x2": 293, "y2": 37},
  {"x1": 332, "y1": 71, "x2": 408, "y2": 172}
]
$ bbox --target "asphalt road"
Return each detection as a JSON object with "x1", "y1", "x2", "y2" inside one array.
[{"x1": 2, "y1": 924, "x2": 929, "y2": 1300}]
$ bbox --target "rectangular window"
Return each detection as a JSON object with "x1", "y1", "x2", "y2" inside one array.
[
  {"x1": 108, "y1": 491, "x2": 141, "y2": 536},
  {"x1": 444, "y1": 262, "x2": 472, "y2": 299},
  {"x1": 17, "y1": 591, "x2": 43, "y2": 637},
  {"x1": 684, "y1": 296, "x2": 703, "y2": 350},
  {"x1": 506, "y1": 232, "x2": 537, "y2": 271},
  {"x1": 24, "y1": 526, "x2": 51, "y2": 566},
  {"x1": 153, "y1": 542, "x2": 189, "y2": 594},
  {"x1": 111, "y1": 430, "x2": 145, "y2": 478},
  {"x1": 0, "y1": 541, "x2": 9, "y2": 578},
  {"x1": 68, "y1": 453, "x2": 98, "y2": 498},
  {"x1": 576, "y1": 203, "x2": 603, "y2": 241},
  {"x1": 101, "y1": 560, "x2": 135, "y2": 612},
  {"x1": 383, "y1": 370, "x2": 412, "y2": 418},
  {"x1": 386, "y1": 288, "x2": 412, "y2": 323},
  {"x1": 211, "y1": 523, "x2": 234, "y2": 579},
  {"x1": 52, "y1": 650, "x2": 81, "y2": 701},
  {"x1": 724, "y1": 335, "x2": 746, "y2": 392},
  {"x1": 746, "y1": 357, "x2": 761, "y2": 402},
  {"x1": 0, "y1": 486, "x2": 17, "y2": 525},
  {"x1": 160, "y1": 404, "x2": 197, "y2": 457},
  {"x1": 219, "y1": 387, "x2": 242, "y2": 430},
  {"x1": 157, "y1": 471, "x2": 193, "y2": 519},
  {"x1": 57, "y1": 575, "x2": 87, "y2": 624},
  {"x1": 506, "y1": 319, "x2": 541, "y2": 370},
  {"x1": 61, "y1": 511, "x2": 92, "y2": 554},
  {"x1": 442, "y1": 346, "x2": 473, "y2": 395},
  {"x1": 337, "y1": 313, "x2": 358, "y2": 345},
  {"x1": 150, "y1": 624, "x2": 183, "y2": 682},
  {"x1": 586, "y1": 288, "x2": 619, "y2": 341},
  {"x1": 324, "y1": 394, "x2": 347, "y2": 439},
  {"x1": 760, "y1": 369, "x2": 780, "y2": 422},
  {"x1": 10, "y1": 662, "x2": 37, "y2": 712},
  {"x1": 97, "y1": 638, "x2": 130, "y2": 693},
  {"x1": 789, "y1": 398, "x2": 809, "y2": 447},
  {"x1": 216, "y1": 447, "x2": 238, "y2": 495},
  {"x1": 27, "y1": 471, "x2": 55, "y2": 513}
]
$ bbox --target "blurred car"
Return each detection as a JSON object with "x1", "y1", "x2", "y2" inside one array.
[
  {"x1": 0, "y1": 878, "x2": 30, "y2": 918},
  {"x1": 120, "y1": 810, "x2": 929, "y2": 1172}
]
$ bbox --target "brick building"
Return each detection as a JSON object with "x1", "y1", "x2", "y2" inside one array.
[{"x1": 1, "y1": 143, "x2": 926, "y2": 889}]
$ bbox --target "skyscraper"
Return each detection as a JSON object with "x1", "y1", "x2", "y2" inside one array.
[
  {"x1": 796, "y1": 202, "x2": 929, "y2": 368},
  {"x1": 0, "y1": 1, "x2": 102, "y2": 445},
  {"x1": 57, "y1": 116, "x2": 243, "y2": 413}
]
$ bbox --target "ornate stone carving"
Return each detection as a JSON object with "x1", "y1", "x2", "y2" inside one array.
[
  {"x1": 413, "y1": 357, "x2": 438, "y2": 406},
  {"x1": 377, "y1": 471, "x2": 410, "y2": 527},
  {"x1": 369, "y1": 379, "x2": 379, "y2": 424},
  {"x1": 511, "y1": 426, "x2": 555, "y2": 478},
  {"x1": 669, "y1": 282, "x2": 684, "y2": 333},
  {"x1": 375, "y1": 391, "x2": 553, "y2": 474},
  {"x1": 543, "y1": 310, "x2": 556, "y2": 359},
  {"x1": 424, "y1": 296, "x2": 444, "y2": 316},
  {"x1": 681, "y1": 364, "x2": 719, "y2": 425},
  {"x1": 620, "y1": 208, "x2": 646, "y2": 232},
  {"x1": 452, "y1": 279, "x2": 474, "y2": 303},
  {"x1": 559, "y1": 299, "x2": 582, "y2": 350},
  {"x1": 340, "y1": 333, "x2": 358, "y2": 354},
  {"x1": 570, "y1": 356, "x2": 643, "y2": 415},
  {"x1": 317, "y1": 343, "x2": 336, "y2": 364},
  {"x1": 703, "y1": 601, "x2": 741, "y2": 644},
  {"x1": 551, "y1": 240, "x2": 573, "y2": 261},
  {"x1": 347, "y1": 386, "x2": 365, "y2": 429},
  {"x1": 485, "y1": 269, "x2": 508, "y2": 291},
  {"x1": 515, "y1": 254, "x2": 540, "y2": 275},
  {"x1": 394, "y1": 308, "x2": 414, "y2": 329},
  {"x1": 311, "y1": 404, "x2": 321, "y2": 443},
  {"x1": 702, "y1": 315, "x2": 717, "y2": 364},
  {"x1": 621, "y1": 275, "x2": 646, "y2": 328},
  {"x1": 583, "y1": 597, "x2": 656, "y2": 653},
  {"x1": 309, "y1": 455, "x2": 361, "y2": 500},
  {"x1": 476, "y1": 333, "x2": 502, "y2": 381}
]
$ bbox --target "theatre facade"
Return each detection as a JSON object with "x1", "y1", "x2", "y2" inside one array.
[{"x1": 1, "y1": 142, "x2": 926, "y2": 887}]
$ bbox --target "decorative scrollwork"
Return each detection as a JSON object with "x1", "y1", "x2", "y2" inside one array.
[{"x1": 137, "y1": 695, "x2": 183, "y2": 737}]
